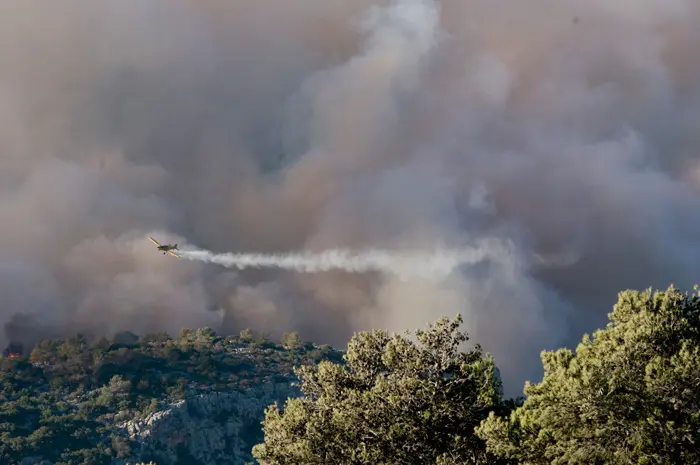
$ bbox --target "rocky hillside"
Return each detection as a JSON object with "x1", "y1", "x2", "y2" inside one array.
[{"x1": 0, "y1": 328, "x2": 343, "y2": 464}]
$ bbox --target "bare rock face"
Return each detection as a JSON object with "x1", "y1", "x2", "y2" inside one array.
[{"x1": 120, "y1": 381, "x2": 299, "y2": 465}]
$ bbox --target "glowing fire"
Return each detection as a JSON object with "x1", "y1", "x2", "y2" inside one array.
[{"x1": 3, "y1": 342, "x2": 23, "y2": 359}]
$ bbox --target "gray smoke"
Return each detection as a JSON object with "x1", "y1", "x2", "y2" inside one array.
[{"x1": 1, "y1": 0, "x2": 699, "y2": 395}]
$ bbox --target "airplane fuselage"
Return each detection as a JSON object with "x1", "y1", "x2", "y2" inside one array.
[
  {"x1": 148, "y1": 236, "x2": 180, "y2": 258},
  {"x1": 158, "y1": 244, "x2": 178, "y2": 254}
]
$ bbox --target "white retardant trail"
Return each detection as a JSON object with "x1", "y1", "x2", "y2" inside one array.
[{"x1": 178, "y1": 243, "x2": 505, "y2": 280}]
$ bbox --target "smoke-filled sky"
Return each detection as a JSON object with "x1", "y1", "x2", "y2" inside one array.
[{"x1": 2, "y1": 0, "x2": 700, "y2": 394}]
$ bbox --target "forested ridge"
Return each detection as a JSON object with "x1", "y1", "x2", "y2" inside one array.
[
  {"x1": 2, "y1": 285, "x2": 699, "y2": 464},
  {"x1": 0, "y1": 327, "x2": 340, "y2": 464}
]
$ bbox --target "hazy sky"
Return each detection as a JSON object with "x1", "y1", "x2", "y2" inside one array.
[{"x1": 1, "y1": 0, "x2": 699, "y2": 394}]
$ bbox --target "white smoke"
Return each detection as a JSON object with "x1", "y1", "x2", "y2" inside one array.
[{"x1": 178, "y1": 238, "x2": 514, "y2": 281}]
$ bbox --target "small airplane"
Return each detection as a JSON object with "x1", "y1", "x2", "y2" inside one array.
[{"x1": 148, "y1": 236, "x2": 180, "y2": 258}]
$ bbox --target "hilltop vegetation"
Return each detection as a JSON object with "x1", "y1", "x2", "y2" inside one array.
[
  {"x1": 251, "y1": 285, "x2": 700, "y2": 465},
  {"x1": 252, "y1": 314, "x2": 517, "y2": 464},
  {"x1": 476, "y1": 286, "x2": 700, "y2": 464},
  {"x1": 0, "y1": 327, "x2": 341, "y2": 464},
  {"x1": 1, "y1": 285, "x2": 699, "y2": 464}
]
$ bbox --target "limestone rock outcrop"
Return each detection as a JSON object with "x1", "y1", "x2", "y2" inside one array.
[{"x1": 120, "y1": 381, "x2": 299, "y2": 465}]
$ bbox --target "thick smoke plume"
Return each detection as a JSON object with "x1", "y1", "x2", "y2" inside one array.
[{"x1": 2, "y1": 0, "x2": 700, "y2": 394}]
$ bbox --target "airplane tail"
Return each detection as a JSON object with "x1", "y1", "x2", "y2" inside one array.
[{"x1": 174, "y1": 244, "x2": 178, "y2": 249}]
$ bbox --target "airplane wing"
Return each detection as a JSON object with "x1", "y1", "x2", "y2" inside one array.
[
  {"x1": 167, "y1": 250, "x2": 180, "y2": 258},
  {"x1": 148, "y1": 236, "x2": 161, "y2": 247}
]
